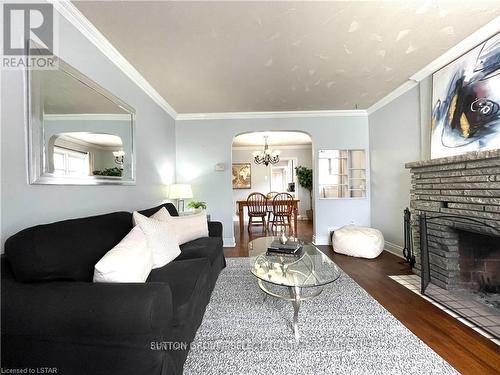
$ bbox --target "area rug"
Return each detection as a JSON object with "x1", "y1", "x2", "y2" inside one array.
[{"x1": 184, "y1": 258, "x2": 457, "y2": 374}]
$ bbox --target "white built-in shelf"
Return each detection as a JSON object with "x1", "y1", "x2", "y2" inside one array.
[{"x1": 319, "y1": 149, "x2": 367, "y2": 199}]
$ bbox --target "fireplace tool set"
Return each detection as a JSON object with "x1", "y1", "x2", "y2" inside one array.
[{"x1": 402, "y1": 208, "x2": 416, "y2": 268}]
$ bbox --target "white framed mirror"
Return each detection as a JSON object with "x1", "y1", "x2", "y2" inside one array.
[{"x1": 27, "y1": 41, "x2": 136, "y2": 185}]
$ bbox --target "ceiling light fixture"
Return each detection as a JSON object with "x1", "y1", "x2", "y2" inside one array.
[{"x1": 252, "y1": 136, "x2": 280, "y2": 166}]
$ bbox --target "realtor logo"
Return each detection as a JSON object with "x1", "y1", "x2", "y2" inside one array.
[
  {"x1": 2, "y1": 2, "x2": 57, "y2": 69},
  {"x1": 3, "y1": 3, "x2": 53, "y2": 55}
]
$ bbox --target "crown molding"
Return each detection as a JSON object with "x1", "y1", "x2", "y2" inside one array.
[
  {"x1": 409, "y1": 16, "x2": 500, "y2": 82},
  {"x1": 232, "y1": 144, "x2": 312, "y2": 150},
  {"x1": 367, "y1": 16, "x2": 500, "y2": 115},
  {"x1": 51, "y1": 0, "x2": 499, "y2": 121},
  {"x1": 176, "y1": 109, "x2": 367, "y2": 121},
  {"x1": 50, "y1": 0, "x2": 177, "y2": 119},
  {"x1": 366, "y1": 80, "x2": 418, "y2": 115},
  {"x1": 44, "y1": 113, "x2": 131, "y2": 121}
]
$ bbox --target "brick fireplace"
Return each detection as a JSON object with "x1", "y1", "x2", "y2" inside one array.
[{"x1": 406, "y1": 149, "x2": 500, "y2": 338}]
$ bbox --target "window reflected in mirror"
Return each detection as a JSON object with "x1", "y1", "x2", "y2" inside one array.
[
  {"x1": 49, "y1": 133, "x2": 124, "y2": 178},
  {"x1": 318, "y1": 149, "x2": 366, "y2": 198}
]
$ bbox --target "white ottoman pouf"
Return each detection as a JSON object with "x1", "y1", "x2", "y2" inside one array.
[{"x1": 332, "y1": 225, "x2": 384, "y2": 259}]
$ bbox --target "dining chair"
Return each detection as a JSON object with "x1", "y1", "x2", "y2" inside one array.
[
  {"x1": 247, "y1": 192, "x2": 268, "y2": 233},
  {"x1": 266, "y1": 191, "x2": 279, "y2": 224},
  {"x1": 271, "y1": 193, "x2": 294, "y2": 234}
]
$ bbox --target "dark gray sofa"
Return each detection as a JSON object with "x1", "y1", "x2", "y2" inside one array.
[{"x1": 1, "y1": 203, "x2": 225, "y2": 375}]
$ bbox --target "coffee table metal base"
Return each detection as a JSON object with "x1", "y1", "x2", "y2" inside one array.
[{"x1": 257, "y1": 279, "x2": 324, "y2": 341}]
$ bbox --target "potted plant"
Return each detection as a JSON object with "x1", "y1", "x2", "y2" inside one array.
[
  {"x1": 92, "y1": 167, "x2": 122, "y2": 177},
  {"x1": 187, "y1": 201, "x2": 210, "y2": 221},
  {"x1": 187, "y1": 201, "x2": 207, "y2": 210},
  {"x1": 295, "y1": 166, "x2": 313, "y2": 220}
]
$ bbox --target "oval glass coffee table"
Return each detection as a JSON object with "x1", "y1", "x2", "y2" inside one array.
[{"x1": 249, "y1": 237, "x2": 341, "y2": 340}]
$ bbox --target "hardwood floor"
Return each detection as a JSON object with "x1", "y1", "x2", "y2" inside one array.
[
  {"x1": 224, "y1": 219, "x2": 314, "y2": 257},
  {"x1": 224, "y1": 220, "x2": 500, "y2": 375}
]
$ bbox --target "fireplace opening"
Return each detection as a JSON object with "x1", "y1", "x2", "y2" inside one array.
[
  {"x1": 419, "y1": 213, "x2": 500, "y2": 339},
  {"x1": 458, "y1": 230, "x2": 500, "y2": 310}
]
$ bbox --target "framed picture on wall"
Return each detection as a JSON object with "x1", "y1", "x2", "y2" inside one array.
[
  {"x1": 430, "y1": 32, "x2": 500, "y2": 159},
  {"x1": 232, "y1": 163, "x2": 251, "y2": 189}
]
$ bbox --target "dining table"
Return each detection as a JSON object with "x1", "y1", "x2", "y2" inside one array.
[{"x1": 236, "y1": 198, "x2": 300, "y2": 235}]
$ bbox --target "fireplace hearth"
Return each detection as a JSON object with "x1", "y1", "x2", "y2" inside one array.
[
  {"x1": 474, "y1": 290, "x2": 500, "y2": 311},
  {"x1": 407, "y1": 149, "x2": 500, "y2": 339}
]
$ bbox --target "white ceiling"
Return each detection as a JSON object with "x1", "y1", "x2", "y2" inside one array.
[
  {"x1": 74, "y1": 1, "x2": 500, "y2": 113},
  {"x1": 61, "y1": 133, "x2": 123, "y2": 148},
  {"x1": 233, "y1": 131, "x2": 312, "y2": 147}
]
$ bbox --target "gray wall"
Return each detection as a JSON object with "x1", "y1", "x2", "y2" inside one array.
[
  {"x1": 176, "y1": 115, "x2": 370, "y2": 246},
  {"x1": 368, "y1": 83, "x2": 431, "y2": 254},
  {"x1": 0, "y1": 12, "x2": 176, "y2": 248}
]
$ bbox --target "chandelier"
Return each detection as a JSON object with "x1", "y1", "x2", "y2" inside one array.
[{"x1": 252, "y1": 136, "x2": 280, "y2": 166}]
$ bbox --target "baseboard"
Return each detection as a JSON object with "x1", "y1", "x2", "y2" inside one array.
[
  {"x1": 312, "y1": 235, "x2": 330, "y2": 246},
  {"x1": 384, "y1": 241, "x2": 405, "y2": 259},
  {"x1": 223, "y1": 237, "x2": 236, "y2": 247},
  {"x1": 314, "y1": 236, "x2": 405, "y2": 258}
]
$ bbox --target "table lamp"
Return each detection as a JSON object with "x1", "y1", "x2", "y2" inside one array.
[{"x1": 168, "y1": 184, "x2": 193, "y2": 212}]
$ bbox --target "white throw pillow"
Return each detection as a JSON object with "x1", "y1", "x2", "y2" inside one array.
[
  {"x1": 132, "y1": 210, "x2": 181, "y2": 268},
  {"x1": 93, "y1": 226, "x2": 153, "y2": 283},
  {"x1": 159, "y1": 210, "x2": 209, "y2": 245},
  {"x1": 132, "y1": 206, "x2": 172, "y2": 226},
  {"x1": 150, "y1": 206, "x2": 172, "y2": 222}
]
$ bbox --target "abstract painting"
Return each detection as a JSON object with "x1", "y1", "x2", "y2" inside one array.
[
  {"x1": 232, "y1": 163, "x2": 251, "y2": 189},
  {"x1": 431, "y1": 33, "x2": 500, "y2": 159}
]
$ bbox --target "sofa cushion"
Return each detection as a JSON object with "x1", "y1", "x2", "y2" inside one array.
[
  {"x1": 5, "y1": 212, "x2": 132, "y2": 282},
  {"x1": 147, "y1": 258, "x2": 211, "y2": 329},
  {"x1": 178, "y1": 237, "x2": 223, "y2": 267}
]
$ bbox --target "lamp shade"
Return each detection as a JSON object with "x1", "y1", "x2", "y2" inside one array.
[{"x1": 168, "y1": 184, "x2": 193, "y2": 199}]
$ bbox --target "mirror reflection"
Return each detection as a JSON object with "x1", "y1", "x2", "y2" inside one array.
[
  {"x1": 49, "y1": 133, "x2": 124, "y2": 178},
  {"x1": 28, "y1": 47, "x2": 135, "y2": 185}
]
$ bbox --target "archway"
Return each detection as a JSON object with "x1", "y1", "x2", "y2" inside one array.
[{"x1": 231, "y1": 131, "x2": 314, "y2": 246}]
